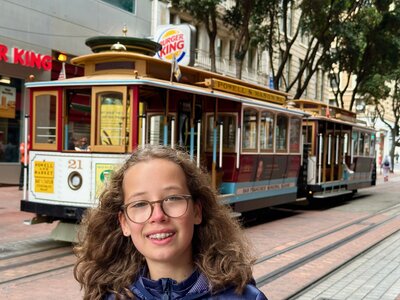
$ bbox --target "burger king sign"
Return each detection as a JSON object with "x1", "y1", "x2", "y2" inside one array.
[{"x1": 155, "y1": 24, "x2": 195, "y2": 66}]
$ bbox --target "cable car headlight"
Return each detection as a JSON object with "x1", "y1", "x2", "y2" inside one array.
[{"x1": 68, "y1": 171, "x2": 83, "y2": 190}]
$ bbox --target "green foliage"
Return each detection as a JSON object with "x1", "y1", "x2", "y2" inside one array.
[{"x1": 172, "y1": 0, "x2": 221, "y2": 18}]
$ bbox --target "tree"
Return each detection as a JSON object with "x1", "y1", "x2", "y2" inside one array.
[
  {"x1": 371, "y1": 71, "x2": 400, "y2": 170},
  {"x1": 290, "y1": 0, "x2": 365, "y2": 99},
  {"x1": 251, "y1": 0, "x2": 362, "y2": 99},
  {"x1": 224, "y1": 0, "x2": 256, "y2": 79},
  {"x1": 171, "y1": 0, "x2": 221, "y2": 72},
  {"x1": 327, "y1": 0, "x2": 400, "y2": 110}
]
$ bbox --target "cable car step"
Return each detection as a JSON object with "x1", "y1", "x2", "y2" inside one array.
[{"x1": 313, "y1": 190, "x2": 353, "y2": 199}]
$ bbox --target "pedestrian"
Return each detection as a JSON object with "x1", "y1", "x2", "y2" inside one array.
[
  {"x1": 77, "y1": 136, "x2": 90, "y2": 151},
  {"x1": 74, "y1": 145, "x2": 267, "y2": 300},
  {"x1": 396, "y1": 152, "x2": 399, "y2": 164},
  {"x1": 68, "y1": 136, "x2": 78, "y2": 150},
  {"x1": 381, "y1": 155, "x2": 391, "y2": 182},
  {"x1": 19, "y1": 135, "x2": 30, "y2": 190}
]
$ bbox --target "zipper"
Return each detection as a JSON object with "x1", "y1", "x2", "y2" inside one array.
[{"x1": 161, "y1": 278, "x2": 172, "y2": 300}]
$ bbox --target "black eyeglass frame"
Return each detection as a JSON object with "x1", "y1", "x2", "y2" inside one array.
[{"x1": 121, "y1": 194, "x2": 192, "y2": 224}]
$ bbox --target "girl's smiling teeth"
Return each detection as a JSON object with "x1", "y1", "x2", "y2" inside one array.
[{"x1": 147, "y1": 232, "x2": 174, "y2": 240}]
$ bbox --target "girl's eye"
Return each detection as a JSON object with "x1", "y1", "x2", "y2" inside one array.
[
  {"x1": 131, "y1": 201, "x2": 149, "y2": 209},
  {"x1": 165, "y1": 195, "x2": 185, "y2": 202}
]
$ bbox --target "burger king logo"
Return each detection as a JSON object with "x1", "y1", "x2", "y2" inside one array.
[{"x1": 157, "y1": 28, "x2": 186, "y2": 63}]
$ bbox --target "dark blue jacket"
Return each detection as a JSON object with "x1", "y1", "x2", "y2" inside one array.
[{"x1": 105, "y1": 269, "x2": 267, "y2": 299}]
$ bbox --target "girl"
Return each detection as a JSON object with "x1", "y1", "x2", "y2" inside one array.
[{"x1": 74, "y1": 145, "x2": 267, "y2": 299}]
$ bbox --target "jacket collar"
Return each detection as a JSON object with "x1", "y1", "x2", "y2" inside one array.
[{"x1": 132, "y1": 267, "x2": 210, "y2": 299}]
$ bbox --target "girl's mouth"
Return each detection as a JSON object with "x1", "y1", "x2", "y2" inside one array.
[{"x1": 147, "y1": 232, "x2": 174, "y2": 240}]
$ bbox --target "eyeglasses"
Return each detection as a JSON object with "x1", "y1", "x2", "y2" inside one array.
[{"x1": 121, "y1": 194, "x2": 192, "y2": 224}]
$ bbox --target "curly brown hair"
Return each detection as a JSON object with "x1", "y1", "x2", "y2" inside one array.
[{"x1": 74, "y1": 145, "x2": 255, "y2": 299}]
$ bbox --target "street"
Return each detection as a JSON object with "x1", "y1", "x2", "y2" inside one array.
[{"x1": 0, "y1": 166, "x2": 399, "y2": 299}]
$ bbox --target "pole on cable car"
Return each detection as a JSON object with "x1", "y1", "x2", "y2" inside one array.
[
  {"x1": 197, "y1": 119, "x2": 201, "y2": 168},
  {"x1": 22, "y1": 114, "x2": 29, "y2": 201},
  {"x1": 164, "y1": 90, "x2": 169, "y2": 146},
  {"x1": 190, "y1": 95, "x2": 195, "y2": 160},
  {"x1": 212, "y1": 98, "x2": 218, "y2": 190}
]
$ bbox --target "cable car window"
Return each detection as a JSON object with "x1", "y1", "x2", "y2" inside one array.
[
  {"x1": 370, "y1": 133, "x2": 375, "y2": 157},
  {"x1": 148, "y1": 114, "x2": 173, "y2": 145},
  {"x1": 289, "y1": 117, "x2": 301, "y2": 153},
  {"x1": 92, "y1": 86, "x2": 127, "y2": 152},
  {"x1": 276, "y1": 114, "x2": 288, "y2": 152},
  {"x1": 364, "y1": 133, "x2": 370, "y2": 156},
  {"x1": 98, "y1": 92, "x2": 124, "y2": 146},
  {"x1": 303, "y1": 125, "x2": 313, "y2": 145},
  {"x1": 358, "y1": 132, "x2": 365, "y2": 156},
  {"x1": 222, "y1": 114, "x2": 236, "y2": 150},
  {"x1": 242, "y1": 109, "x2": 258, "y2": 151},
  {"x1": 65, "y1": 89, "x2": 91, "y2": 151},
  {"x1": 206, "y1": 114, "x2": 236, "y2": 151},
  {"x1": 260, "y1": 111, "x2": 274, "y2": 152},
  {"x1": 33, "y1": 91, "x2": 58, "y2": 150},
  {"x1": 352, "y1": 131, "x2": 359, "y2": 156},
  {"x1": 206, "y1": 115, "x2": 215, "y2": 149}
]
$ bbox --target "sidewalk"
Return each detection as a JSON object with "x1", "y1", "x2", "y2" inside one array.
[
  {"x1": 295, "y1": 166, "x2": 400, "y2": 300},
  {"x1": 296, "y1": 230, "x2": 400, "y2": 300},
  {"x1": 375, "y1": 161, "x2": 400, "y2": 184}
]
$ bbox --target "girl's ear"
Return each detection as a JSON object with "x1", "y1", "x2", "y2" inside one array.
[
  {"x1": 119, "y1": 211, "x2": 131, "y2": 236},
  {"x1": 193, "y1": 201, "x2": 202, "y2": 225}
]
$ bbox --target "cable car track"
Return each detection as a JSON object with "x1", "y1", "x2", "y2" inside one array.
[
  {"x1": 250, "y1": 202, "x2": 400, "y2": 298},
  {"x1": 0, "y1": 239, "x2": 74, "y2": 286}
]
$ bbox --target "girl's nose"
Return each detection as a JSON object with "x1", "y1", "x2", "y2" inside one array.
[{"x1": 149, "y1": 203, "x2": 167, "y2": 222}]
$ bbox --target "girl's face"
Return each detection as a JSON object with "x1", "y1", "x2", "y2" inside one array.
[{"x1": 119, "y1": 158, "x2": 202, "y2": 277}]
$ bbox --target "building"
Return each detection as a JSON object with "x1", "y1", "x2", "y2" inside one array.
[
  {"x1": 164, "y1": 1, "x2": 329, "y2": 102},
  {"x1": 0, "y1": 0, "x2": 152, "y2": 184}
]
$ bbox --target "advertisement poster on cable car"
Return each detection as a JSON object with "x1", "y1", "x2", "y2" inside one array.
[{"x1": 95, "y1": 163, "x2": 115, "y2": 197}]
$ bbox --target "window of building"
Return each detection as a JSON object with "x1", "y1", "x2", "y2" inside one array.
[
  {"x1": 315, "y1": 69, "x2": 320, "y2": 100},
  {"x1": 101, "y1": 0, "x2": 136, "y2": 14},
  {"x1": 300, "y1": 27, "x2": 308, "y2": 44},
  {"x1": 304, "y1": 65, "x2": 311, "y2": 96},
  {"x1": 287, "y1": 1, "x2": 293, "y2": 36},
  {"x1": 279, "y1": 50, "x2": 285, "y2": 88},
  {"x1": 229, "y1": 40, "x2": 234, "y2": 62},
  {"x1": 286, "y1": 54, "x2": 292, "y2": 85},
  {"x1": 248, "y1": 47, "x2": 256, "y2": 71},
  {"x1": 0, "y1": 77, "x2": 22, "y2": 162},
  {"x1": 320, "y1": 71, "x2": 325, "y2": 100},
  {"x1": 215, "y1": 38, "x2": 221, "y2": 60},
  {"x1": 299, "y1": 58, "x2": 304, "y2": 91},
  {"x1": 170, "y1": 13, "x2": 177, "y2": 24}
]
